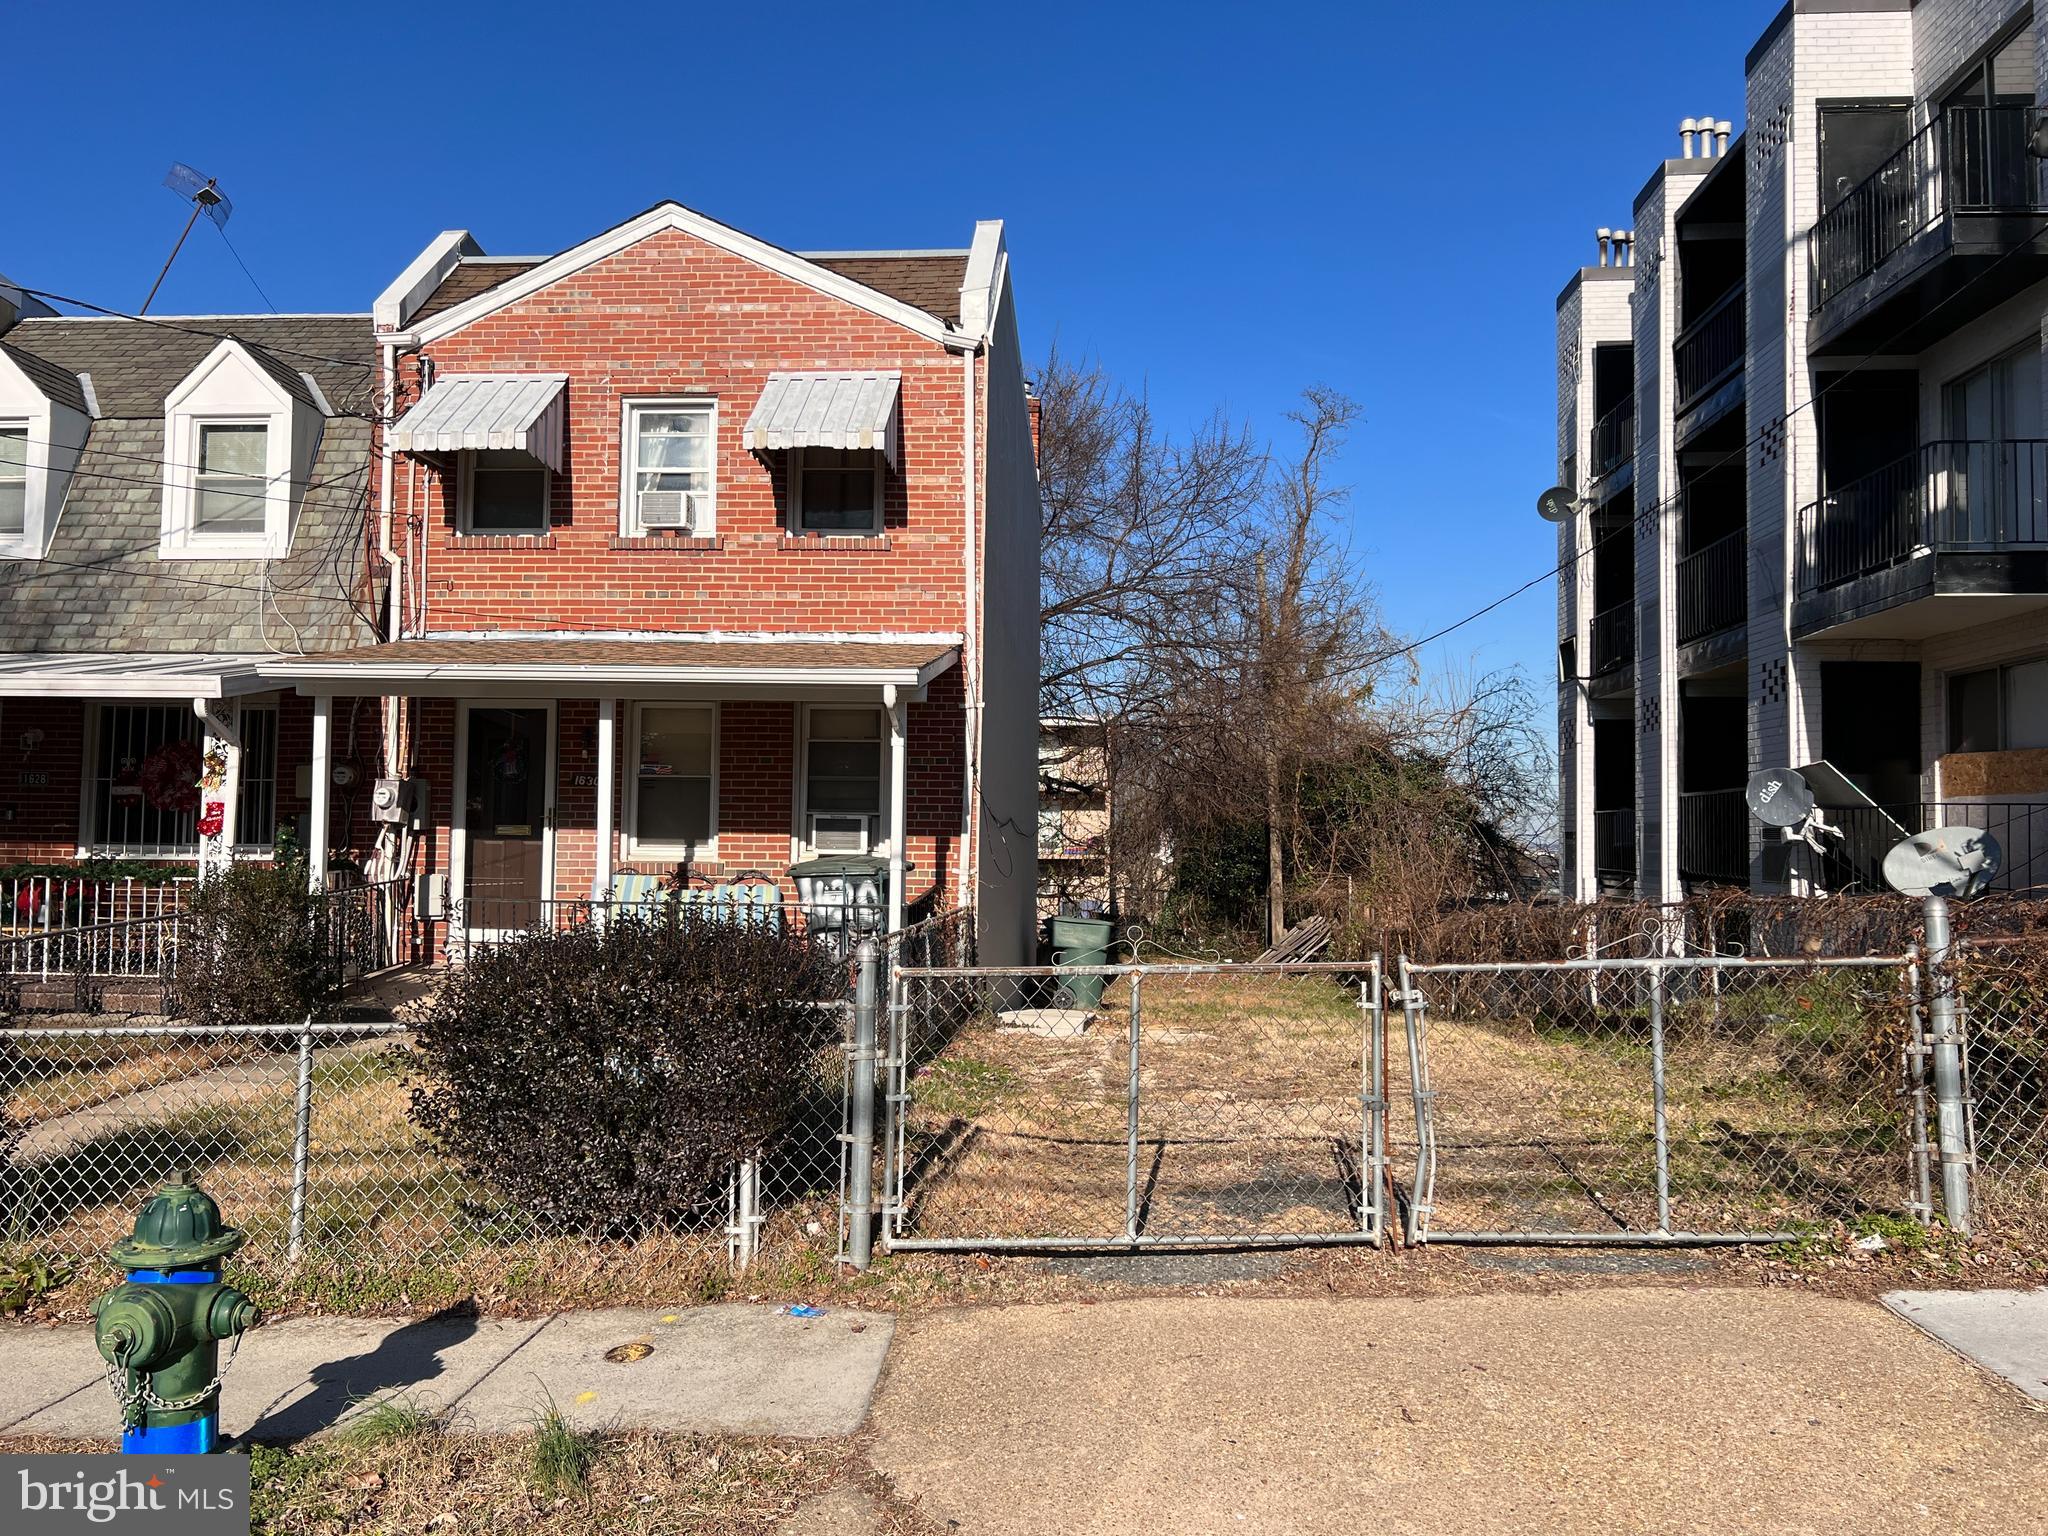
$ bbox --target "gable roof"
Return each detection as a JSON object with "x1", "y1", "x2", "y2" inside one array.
[
  {"x1": 406, "y1": 203, "x2": 976, "y2": 348},
  {"x1": 411, "y1": 258, "x2": 546, "y2": 324},
  {"x1": 0, "y1": 340, "x2": 91, "y2": 415},
  {"x1": 804, "y1": 253, "x2": 970, "y2": 326}
]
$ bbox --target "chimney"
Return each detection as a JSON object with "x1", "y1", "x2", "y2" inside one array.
[
  {"x1": 1715, "y1": 120, "x2": 1733, "y2": 157},
  {"x1": 1680, "y1": 118, "x2": 1698, "y2": 158},
  {"x1": 1597, "y1": 227, "x2": 1612, "y2": 267}
]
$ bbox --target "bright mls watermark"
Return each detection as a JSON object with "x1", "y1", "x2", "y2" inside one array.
[{"x1": 5, "y1": 1456, "x2": 249, "y2": 1534}]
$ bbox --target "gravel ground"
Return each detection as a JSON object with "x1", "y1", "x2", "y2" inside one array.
[{"x1": 865, "y1": 1287, "x2": 2048, "y2": 1535}]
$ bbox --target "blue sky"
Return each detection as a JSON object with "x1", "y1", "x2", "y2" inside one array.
[{"x1": 10, "y1": 0, "x2": 1785, "y2": 700}]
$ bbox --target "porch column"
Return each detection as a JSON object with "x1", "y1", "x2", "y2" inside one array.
[
  {"x1": 309, "y1": 695, "x2": 332, "y2": 891},
  {"x1": 885, "y1": 685, "x2": 908, "y2": 937},
  {"x1": 194, "y1": 697, "x2": 241, "y2": 883},
  {"x1": 592, "y1": 696, "x2": 616, "y2": 908}
]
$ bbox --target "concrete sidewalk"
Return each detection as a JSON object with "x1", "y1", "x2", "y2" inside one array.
[
  {"x1": 0, "y1": 1304, "x2": 892, "y2": 1444},
  {"x1": 866, "y1": 1288, "x2": 2048, "y2": 1536}
]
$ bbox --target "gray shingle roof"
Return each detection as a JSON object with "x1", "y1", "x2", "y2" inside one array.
[
  {"x1": 0, "y1": 314, "x2": 380, "y2": 656},
  {"x1": 0, "y1": 340, "x2": 91, "y2": 415}
]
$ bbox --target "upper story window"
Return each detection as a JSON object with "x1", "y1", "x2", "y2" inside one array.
[
  {"x1": 0, "y1": 424, "x2": 25, "y2": 538},
  {"x1": 792, "y1": 447, "x2": 883, "y2": 534},
  {"x1": 161, "y1": 339, "x2": 325, "y2": 561},
  {"x1": 461, "y1": 450, "x2": 550, "y2": 534},
  {"x1": 194, "y1": 423, "x2": 270, "y2": 535},
  {"x1": 622, "y1": 400, "x2": 715, "y2": 535}
]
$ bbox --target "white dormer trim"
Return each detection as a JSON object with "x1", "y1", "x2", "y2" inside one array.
[
  {"x1": 160, "y1": 339, "x2": 326, "y2": 562},
  {"x1": 0, "y1": 349, "x2": 90, "y2": 561},
  {"x1": 408, "y1": 203, "x2": 965, "y2": 348},
  {"x1": 374, "y1": 230, "x2": 483, "y2": 333}
]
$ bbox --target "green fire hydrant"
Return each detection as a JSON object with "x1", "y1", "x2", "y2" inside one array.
[{"x1": 90, "y1": 1173, "x2": 259, "y2": 1454}]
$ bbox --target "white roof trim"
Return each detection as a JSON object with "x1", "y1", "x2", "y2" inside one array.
[
  {"x1": 375, "y1": 230, "x2": 482, "y2": 332},
  {"x1": 410, "y1": 203, "x2": 964, "y2": 347},
  {"x1": 261, "y1": 648, "x2": 959, "y2": 692},
  {"x1": 743, "y1": 372, "x2": 902, "y2": 465},
  {"x1": 389, "y1": 373, "x2": 569, "y2": 469},
  {"x1": 0, "y1": 652, "x2": 267, "y2": 698}
]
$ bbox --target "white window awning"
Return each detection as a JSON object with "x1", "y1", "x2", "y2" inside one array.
[
  {"x1": 742, "y1": 371, "x2": 901, "y2": 467},
  {"x1": 390, "y1": 373, "x2": 569, "y2": 471},
  {"x1": 0, "y1": 652, "x2": 269, "y2": 698}
]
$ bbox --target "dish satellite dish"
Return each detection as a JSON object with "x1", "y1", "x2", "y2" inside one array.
[
  {"x1": 1745, "y1": 767, "x2": 1815, "y2": 830},
  {"x1": 1536, "y1": 485, "x2": 1579, "y2": 523},
  {"x1": 1881, "y1": 826, "x2": 2002, "y2": 900}
]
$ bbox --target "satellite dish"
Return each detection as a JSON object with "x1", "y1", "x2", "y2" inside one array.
[
  {"x1": 1881, "y1": 826, "x2": 2002, "y2": 900},
  {"x1": 1745, "y1": 767, "x2": 1815, "y2": 830},
  {"x1": 1536, "y1": 485, "x2": 1579, "y2": 523}
]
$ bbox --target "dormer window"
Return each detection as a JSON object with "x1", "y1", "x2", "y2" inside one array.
[
  {"x1": 0, "y1": 425, "x2": 25, "y2": 538},
  {"x1": 160, "y1": 338, "x2": 326, "y2": 561},
  {"x1": 195, "y1": 423, "x2": 269, "y2": 535}
]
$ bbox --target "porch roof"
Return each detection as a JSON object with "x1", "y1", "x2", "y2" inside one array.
[
  {"x1": 259, "y1": 635, "x2": 960, "y2": 697},
  {"x1": 0, "y1": 651, "x2": 270, "y2": 698}
]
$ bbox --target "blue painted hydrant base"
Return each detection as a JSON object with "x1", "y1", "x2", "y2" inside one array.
[{"x1": 123, "y1": 1417, "x2": 219, "y2": 1454}]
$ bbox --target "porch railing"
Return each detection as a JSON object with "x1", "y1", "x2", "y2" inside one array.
[
  {"x1": 1674, "y1": 285, "x2": 1744, "y2": 413},
  {"x1": 2, "y1": 873, "x2": 194, "y2": 934},
  {"x1": 1796, "y1": 439, "x2": 2048, "y2": 593},
  {"x1": 1678, "y1": 788, "x2": 1749, "y2": 885},
  {"x1": 1593, "y1": 809, "x2": 1636, "y2": 880},
  {"x1": 1811, "y1": 105, "x2": 2042, "y2": 310},
  {"x1": 1591, "y1": 601, "x2": 1635, "y2": 675},
  {"x1": 1676, "y1": 530, "x2": 1747, "y2": 642},
  {"x1": 1818, "y1": 800, "x2": 2048, "y2": 894}
]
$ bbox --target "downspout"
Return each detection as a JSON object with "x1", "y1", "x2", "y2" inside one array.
[{"x1": 956, "y1": 340, "x2": 981, "y2": 917}]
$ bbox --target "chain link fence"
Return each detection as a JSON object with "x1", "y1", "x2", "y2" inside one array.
[
  {"x1": 873, "y1": 961, "x2": 1386, "y2": 1252},
  {"x1": 1394, "y1": 955, "x2": 1925, "y2": 1243},
  {"x1": 1954, "y1": 936, "x2": 2048, "y2": 1245}
]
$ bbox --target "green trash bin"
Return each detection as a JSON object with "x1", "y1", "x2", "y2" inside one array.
[{"x1": 1049, "y1": 914, "x2": 1115, "y2": 1011}]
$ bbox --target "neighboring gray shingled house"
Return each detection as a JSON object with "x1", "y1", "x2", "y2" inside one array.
[{"x1": 0, "y1": 314, "x2": 380, "y2": 654}]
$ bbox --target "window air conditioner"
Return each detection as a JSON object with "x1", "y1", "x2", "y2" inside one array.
[
  {"x1": 810, "y1": 814, "x2": 872, "y2": 853},
  {"x1": 638, "y1": 490, "x2": 696, "y2": 528}
]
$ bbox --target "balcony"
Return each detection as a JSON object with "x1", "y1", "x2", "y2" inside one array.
[
  {"x1": 1817, "y1": 800, "x2": 2048, "y2": 894},
  {"x1": 1793, "y1": 440, "x2": 2048, "y2": 637},
  {"x1": 1593, "y1": 809, "x2": 1636, "y2": 884},
  {"x1": 1673, "y1": 285, "x2": 1745, "y2": 429},
  {"x1": 1678, "y1": 788, "x2": 1748, "y2": 886},
  {"x1": 1590, "y1": 601, "x2": 1635, "y2": 678},
  {"x1": 1590, "y1": 395, "x2": 1635, "y2": 496},
  {"x1": 1676, "y1": 531, "x2": 1747, "y2": 645},
  {"x1": 1809, "y1": 106, "x2": 2048, "y2": 356}
]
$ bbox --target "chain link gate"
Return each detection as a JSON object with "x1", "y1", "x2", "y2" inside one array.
[
  {"x1": 861, "y1": 960, "x2": 1388, "y2": 1253},
  {"x1": 1394, "y1": 954, "x2": 1932, "y2": 1245}
]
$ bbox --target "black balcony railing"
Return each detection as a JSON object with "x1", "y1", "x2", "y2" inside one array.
[
  {"x1": 1678, "y1": 788, "x2": 1749, "y2": 885},
  {"x1": 1593, "y1": 809, "x2": 1636, "y2": 880},
  {"x1": 1811, "y1": 105, "x2": 2042, "y2": 310},
  {"x1": 1591, "y1": 394, "x2": 1635, "y2": 479},
  {"x1": 1590, "y1": 601, "x2": 1635, "y2": 676},
  {"x1": 1796, "y1": 439, "x2": 2048, "y2": 593},
  {"x1": 1818, "y1": 800, "x2": 2048, "y2": 893},
  {"x1": 1676, "y1": 530, "x2": 1747, "y2": 642},
  {"x1": 1674, "y1": 285, "x2": 1745, "y2": 412}
]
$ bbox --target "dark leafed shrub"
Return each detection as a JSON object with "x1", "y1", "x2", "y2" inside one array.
[
  {"x1": 168, "y1": 859, "x2": 342, "y2": 1029},
  {"x1": 408, "y1": 912, "x2": 843, "y2": 1236}
]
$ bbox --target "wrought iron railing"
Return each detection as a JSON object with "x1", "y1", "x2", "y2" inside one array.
[
  {"x1": 1676, "y1": 530, "x2": 1747, "y2": 642},
  {"x1": 1591, "y1": 394, "x2": 1635, "y2": 479},
  {"x1": 1810, "y1": 105, "x2": 2042, "y2": 310},
  {"x1": 1592, "y1": 809, "x2": 1636, "y2": 880},
  {"x1": 1796, "y1": 439, "x2": 2048, "y2": 593},
  {"x1": 1678, "y1": 788, "x2": 1748, "y2": 885},
  {"x1": 1674, "y1": 285, "x2": 1744, "y2": 412},
  {"x1": 1590, "y1": 601, "x2": 1635, "y2": 675},
  {"x1": 1816, "y1": 801, "x2": 2048, "y2": 894}
]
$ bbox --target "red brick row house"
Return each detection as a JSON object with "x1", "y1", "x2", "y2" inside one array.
[{"x1": 0, "y1": 200, "x2": 1042, "y2": 963}]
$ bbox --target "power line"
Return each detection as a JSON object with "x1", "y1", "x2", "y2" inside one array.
[
  {"x1": 2, "y1": 424, "x2": 378, "y2": 492},
  {"x1": 15, "y1": 285, "x2": 378, "y2": 374}
]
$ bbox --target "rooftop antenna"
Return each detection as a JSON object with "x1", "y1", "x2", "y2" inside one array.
[{"x1": 142, "y1": 164, "x2": 233, "y2": 315}]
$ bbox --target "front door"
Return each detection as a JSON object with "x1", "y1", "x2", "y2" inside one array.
[{"x1": 462, "y1": 705, "x2": 551, "y2": 932}]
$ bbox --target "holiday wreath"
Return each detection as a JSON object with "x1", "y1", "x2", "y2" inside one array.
[{"x1": 137, "y1": 739, "x2": 204, "y2": 815}]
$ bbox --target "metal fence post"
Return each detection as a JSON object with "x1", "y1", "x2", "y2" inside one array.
[
  {"x1": 1647, "y1": 962, "x2": 1672, "y2": 1235},
  {"x1": 287, "y1": 1014, "x2": 315, "y2": 1265},
  {"x1": 1124, "y1": 971, "x2": 1144, "y2": 1242},
  {"x1": 846, "y1": 939, "x2": 880, "y2": 1270},
  {"x1": 1921, "y1": 894, "x2": 1972, "y2": 1235}
]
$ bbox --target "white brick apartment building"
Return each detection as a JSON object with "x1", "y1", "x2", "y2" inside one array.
[{"x1": 1556, "y1": 0, "x2": 2048, "y2": 901}]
